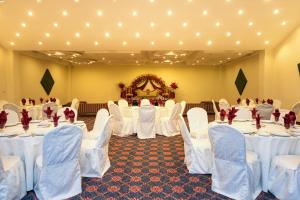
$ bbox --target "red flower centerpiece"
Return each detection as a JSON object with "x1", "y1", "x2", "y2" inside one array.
[
  {"x1": 262, "y1": 99, "x2": 266, "y2": 104},
  {"x1": 118, "y1": 82, "x2": 125, "y2": 90},
  {"x1": 255, "y1": 98, "x2": 259, "y2": 104},
  {"x1": 170, "y1": 82, "x2": 178, "y2": 90},
  {"x1": 289, "y1": 111, "x2": 296, "y2": 127},
  {"x1": 52, "y1": 113, "x2": 60, "y2": 127},
  {"x1": 227, "y1": 107, "x2": 238, "y2": 125},
  {"x1": 272, "y1": 109, "x2": 281, "y2": 122},
  {"x1": 0, "y1": 111, "x2": 8, "y2": 129},
  {"x1": 21, "y1": 98, "x2": 26, "y2": 106},
  {"x1": 43, "y1": 107, "x2": 53, "y2": 119},
  {"x1": 283, "y1": 114, "x2": 291, "y2": 129},
  {"x1": 63, "y1": 108, "x2": 70, "y2": 120},
  {"x1": 68, "y1": 110, "x2": 75, "y2": 123},
  {"x1": 267, "y1": 99, "x2": 273, "y2": 105},
  {"x1": 21, "y1": 109, "x2": 32, "y2": 131},
  {"x1": 32, "y1": 99, "x2": 36, "y2": 106},
  {"x1": 40, "y1": 97, "x2": 43, "y2": 104},
  {"x1": 237, "y1": 98, "x2": 241, "y2": 105},
  {"x1": 256, "y1": 114, "x2": 261, "y2": 129},
  {"x1": 220, "y1": 109, "x2": 226, "y2": 121},
  {"x1": 251, "y1": 108, "x2": 257, "y2": 120},
  {"x1": 246, "y1": 98, "x2": 250, "y2": 106},
  {"x1": 50, "y1": 97, "x2": 56, "y2": 103},
  {"x1": 157, "y1": 99, "x2": 163, "y2": 106}
]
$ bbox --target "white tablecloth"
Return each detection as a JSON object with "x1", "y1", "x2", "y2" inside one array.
[
  {"x1": 210, "y1": 121, "x2": 300, "y2": 192},
  {"x1": 0, "y1": 121, "x2": 88, "y2": 191}
]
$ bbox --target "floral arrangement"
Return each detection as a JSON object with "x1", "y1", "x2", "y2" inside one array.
[
  {"x1": 272, "y1": 109, "x2": 281, "y2": 122},
  {"x1": 118, "y1": 82, "x2": 126, "y2": 90},
  {"x1": 21, "y1": 109, "x2": 32, "y2": 131},
  {"x1": 53, "y1": 113, "x2": 60, "y2": 127},
  {"x1": 44, "y1": 106, "x2": 53, "y2": 119},
  {"x1": 170, "y1": 82, "x2": 178, "y2": 90},
  {"x1": 251, "y1": 108, "x2": 257, "y2": 119},
  {"x1": 237, "y1": 98, "x2": 241, "y2": 104},
  {"x1": 0, "y1": 111, "x2": 8, "y2": 129}
]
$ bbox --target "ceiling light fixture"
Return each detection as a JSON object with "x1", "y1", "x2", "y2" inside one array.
[
  {"x1": 122, "y1": 41, "x2": 127, "y2": 46},
  {"x1": 207, "y1": 40, "x2": 212, "y2": 46},
  {"x1": 165, "y1": 32, "x2": 170, "y2": 37},
  {"x1": 151, "y1": 41, "x2": 155, "y2": 45},
  {"x1": 15, "y1": 32, "x2": 20, "y2": 37},
  {"x1": 281, "y1": 21, "x2": 287, "y2": 26},
  {"x1": 38, "y1": 41, "x2": 43, "y2": 45},
  {"x1": 105, "y1": 32, "x2": 110, "y2": 38},
  {"x1": 62, "y1": 10, "x2": 68, "y2": 16},
  {"x1": 45, "y1": 32, "x2": 50, "y2": 37},
  {"x1": 66, "y1": 41, "x2": 71, "y2": 45},
  {"x1": 182, "y1": 22, "x2": 188, "y2": 27},
  {"x1": 53, "y1": 22, "x2": 58, "y2": 27},
  {"x1": 75, "y1": 32, "x2": 80, "y2": 38},
  {"x1": 265, "y1": 40, "x2": 270, "y2": 45},
  {"x1": 195, "y1": 32, "x2": 201, "y2": 37},
  {"x1": 215, "y1": 21, "x2": 221, "y2": 27},
  {"x1": 9, "y1": 41, "x2": 15, "y2": 46},
  {"x1": 132, "y1": 10, "x2": 138, "y2": 16},
  {"x1": 256, "y1": 31, "x2": 262, "y2": 36},
  {"x1": 236, "y1": 40, "x2": 241, "y2": 45},
  {"x1": 85, "y1": 22, "x2": 90, "y2": 28},
  {"x1": 27, "y1": 11, "x2": 33, "y2": 16},
  {"x1": 202, "y1": 10, "x2": 208, "y2": 16},
  {"x1": 238, "y1": 9, "x2": 244, "y2": 15},
  {"x1": 117, "y1": 21, "x2": 123, "y2": 27},
  {"x1": 248, "y1": 21, "x2": 254, "y2": 26},
  {"x1": 179, "y1": 41, "x2": 183, "y2": 45},
  {"x1": 21, "y1": 22, "x2": 27, "y2": 28},
  {"x1": 94, "y1": 41, "x2": 99, "y2": 46},
  {"x1": 97, "y1": 10, "x2": 103, "y2": 16},
  {"x1": 273, "y1": 9, "x2": 279, "y2": 15},
  {"x1": 135, "y1": 32, "x2": 140, "y2": 38},
  {"x1": 226, "y1": 32, "x2": 232, "y2": 37},
  {"x1": 167, "y1": 9, "x2": 173, "y2": 16}
]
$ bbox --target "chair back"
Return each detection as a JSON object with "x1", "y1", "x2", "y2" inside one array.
[
  {"x1": 57, "y1": 107, "x2": 78, "y2": 121},
  {"x1": 108, "y1": 104, "x2": 122, "y2": 121},
  {"x1": 118, "y1": 99, "x2": 128, "y2": 107},
  {"x1": 169, "y1": 103, "x2": 182, "y2": 120},
  {"x1": 165, "y1": 99, "x2": 175, "y2": 110},
  {"x1": 212, "y1": 100, "x2": 220, "y2": 120},
  {"x1": 93, "y1": 109, "x2": 109, "y2": 132},
  {"x1": 137, "y1": 106, "x2": 156, "y2": 139},
  {"x1": 256, "y1": 103, "x2": 274, "y2": 120},
  {"x1": 273, "y1": 99, "x2": 282, "y2": 109},
  {"x1": 241, "y1": 99, "x2": 255, "y2": 106},
  {"x1": 70, "y1": 98, "x2": 80, "y2": 110},
  {"x1": 96, "y1": 116, "x2": 113, "y2": 147},
  {"x1": 235, "y1": 107, "x2": 252, "y2": 120},
  {"x1": 180, "y1": 101, "x2": 186, "y2": 115},
  {"x1": 187, "y1": 107, "x2": 208, "y2": 133},
  {"x1": 27, "y1": 106, "x2": 40, "y2": 120},
  {"x1": 219, "y1": 99, "x2": 230, "y2": 111},
  {"x1": 41, "y1": 102, "x2": 58, "y2": 120},
  {"x1": 178, "y1": 116, "x2": 193, "y2": 146},
  {"x1": 55, "y1": 98, "x2": 61, "y2": 106},
  {"x1": 3, "y1": 103, "x2": 20, "y2": 124},
  {"x1": 291, "y1": 102, "x2": 300, "y2": 115},
  {"x1": 140, "y1": 99, "x2": 150, "y2": 106},
  {"x1": 139, "y1": 106, "x2": 156, "y2": 123},
  {"x1": 107, "y1": 100, "x2": 115, "y2": 107}
]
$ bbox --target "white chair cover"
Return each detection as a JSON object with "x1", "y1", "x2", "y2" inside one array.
[
  {"x1": 242, "y1": 99, "x2": 255, "y2": 107},
  {"x1": 212, "y1": 100, "x2": 220, "y2": 120},
  {"x1": 165, "y1": 99, "x2": 175, "y2": 112},
  {"x1": 118, "y1": 99, "x2": 128, "y2": 107},
  {"x1": 3, "y1": 103, "x2": 20, "y2": 120},
  {"x1": 140, "y1": 99, "x2": 150, "y2": 106},
  {"x1": 57, "y1": 107, "x2": 78, "y2": 121},
  {"x1": 27, "y1": 106, "x2": 40, "y2": 120},
  {"x1": 137, "y1": 106, "x2": 156, "y2": 139},
  {"x1": 108, "y1": 104, "x2": 133, "y2": 137},
  {"x1": 159, "y1": 103, "x2": 181, "y2": 137},
  {"x1": 208, "y1": 125, "x2": 261, "y2": 200},
  {"x1": 235, "y1": 107, "x2": 252, "y2": 120},
  {"x1": 273, "y1": 99, "x2": 282, "y2": 109},
  {"x1": 180, "y1": 101, "x2": 186, "y2": 115},
  {"x1": 55, "y1": 98, "x2": 61, "y2": 106},
  {"x1": 4, "y1": 108, "x2": 20, "y2": 126},
  {"x1": 107, "y1": 100, "x2": 115, "y2": 107},
  {"x1": 71, "y1": 98, "x2": 80, "y2": 110},
  {"x1": 291, "y1": 102, "x2": 300, "y2": 115},
  {"x1": 218, "y1": 99, "x2": 230, "y2": 111},
  {"x1": 41, "y1": 102, "x2": 58, "y2": 120},
  {"x1": 0, "y1": 156, "x2": 26, "y2": 200},
  {"x1": 187, "y1": 107, "x2": 208, "y2": 139},
  {"x1": 34, "y1": 125, "x2": 83, "y2": 200},
  {"x1": 269, "y1": 155, "x2": 300, "y2": 200},
  {"x1": 85, "y1": 109, "x2": 109, "y2": 140},
  {"x1": 178, "y1": 116, "x2": 212, "y2": 174},
  {"x1": 80, "y1": 116, "x2": 113, "y2": 178},
  {"x1": 256, "y1": 103, "x2": 274, "y2": 120}
]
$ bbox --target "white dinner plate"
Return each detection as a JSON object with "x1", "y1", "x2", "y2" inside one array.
[
  {"x1": 261, "y1": 120, "x2": 273, "y2": 124},
  {"x1": 5, "y1": 122, "x2": 18, "y2": 127},
  {"x1": 30, "y1": 120, "x2": 42, "y2": 123},
  {"x1": 234, "y1": 119, "x2": 248, "y2": 122}
]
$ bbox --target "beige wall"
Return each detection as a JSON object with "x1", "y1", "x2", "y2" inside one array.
[
  {"x1": 0, "y1": 46, "x2": 71, "y2": 104},
  {"x1": 70, "y1": 64, "x2": 222, "y2": 103}
]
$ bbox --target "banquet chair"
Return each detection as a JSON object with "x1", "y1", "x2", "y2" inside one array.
[
  {"x1": 107, "y1": 100, "x2": 115, "y2": 107},
  {"x1": 140, "y1": 99, "x2": 150, "y2": 106},
  {"x1": 208, "y1": 125, "x2": 261, "y2": 200},
  {"x1": 256, "y1": 103, "x2": 274, "y2": 120},
  {"x1": 118, "y1": 99, "x2": 128, "y2": 107},
  {"x1": 273, "y1": 99, "x2": 282, "y2": 109},
  {"x1": 57, "y1": 107, "x2": 78, "y2": 121},
  {"x1": 187, "y1": 107, "x2": 208, "y2": 139},
  {"x1": 291, "y1": 102, "x2": 300, "y2": 115},
  {"x1": 108, "y1": 104, "x2": 133, "y2": 137},
  {"x1": 41, "y1": 102, "x2": 58, "y2": 120},
  {"x1": 165, "y1": 99, "x2": 175, "y2": 110},
  {"x1": 178, "y1": 116, "x2": 212, "y2": 174},
  {"x1": 269, "y1": 155, "x2": 300, "y2": 200},
  {"x1": 0, "y1": 100, "x2": 8, "y2": 110},
  {"x1": 55, "y1": 98, "x2": 61, "y2": 106},
  {"x1": 80, "y1": 116, "x2": 113, "y2": 178},
  {"x1": 219, "y1": 98, "x2": 230, "y2": 110},
  {"x1": 28, "y1": 106, "x2": 40, "y2": 120},
  {"x1": 137, "y1": 106, "x2": 156, "y2": 139},
  {"x1": 85, "y1": 109, "x2": 109, "y2": 140},
  {"x1": 0, "y1": 155, "x2": 27, "y2": 200},
  {"x1": 180, "y1": 100, "x2": 186, "y2": 115},
  {"x1": 270, "y1": 109, "x2": 290, "y2": 124},
  {"x1": 212, "y1": 100, "x2": 220, "y2": 120},
  {"x1": 3, "y1": 103, "x2": 20, "y2": 124},
  {"x1": 235, "y1": 107, "x2": 252, "y2": 120},
  {"x1": 158, "y1": 103, "x2": 182, "y2": 137},
  {"x1": 34, "y1": 125, "x2": 83, "y2": 200},
  {"x1": 71, "y1": 98, "x2": 80, "y2": 110}
]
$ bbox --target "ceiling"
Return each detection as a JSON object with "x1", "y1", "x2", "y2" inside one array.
[{"x1": 0, "y1": 0, "x2": 300, "y2": 52}]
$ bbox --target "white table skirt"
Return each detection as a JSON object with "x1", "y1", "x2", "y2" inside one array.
[
  {"x1": 210, "y1": 121, "x2": 300, "y2": 192},
  {"x1": 0, "y1": 122, "x2": 87, "y2": 191}
]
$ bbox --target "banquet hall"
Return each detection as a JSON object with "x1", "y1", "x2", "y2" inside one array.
[{"x1": 1, "y1": 0, "x2": 300, "y2": 199}]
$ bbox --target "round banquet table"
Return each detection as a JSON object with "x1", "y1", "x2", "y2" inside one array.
[
  {"x1": 210, "y1": 120, "x2": 300, "y2": 192},
  {"x1": 0, "y1": 121, "x2": 88, "y2": 191}
]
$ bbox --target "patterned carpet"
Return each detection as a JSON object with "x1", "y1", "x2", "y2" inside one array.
[{"x1": 23, "y1": 116, "x2": 278, "y2": 200}]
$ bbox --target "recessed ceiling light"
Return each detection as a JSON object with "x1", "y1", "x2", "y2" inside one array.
[
  {"x1": 151, "y1": 41, "x2": 155, "y2": 45},
  {"x1": 117, "y1": 21, "x2": 123, "y2": 27},
  {"x1": 201, "y1": 57, "x2": 205, "y2": 60},
  {"x1": 167, "y1": 9, "x2": 173, "y2": 16},
  {"x1": 15, "y1": 32, "x2": 20, "y2": 37},
  {"x1": 62, "y1": 10, "x2": 68, "y2": 16},
  {"x1": 236, "y1": 40, "x2": 241, "y2": 45},
  {"x1": 256, "y1": 31, "x2": 262, "y2": 36},
  {"x1": 74, "y1": 0, "x2": 80, "y2": 2},
  {"x1": 66, "y1": 41, "x2": 71, "y2": 45},
  {"x1": 202, "y1": 10, "x2": 208, "y2": 16},
  {"x1": 21, "y1": 22, "x2": 27, "y2": 28},
  {"x1": 150, "y1": 22, "x2": 155, "y2": 27},
  {"x1": 94, "y1": 41, "x2": 99, "y2": 46},
  {"x1": 179, "y1": 41, "x2": 183, "y2": 45},
  {"x1": 182, "y1": 22, "x2": 188, "y2": 27},
  {"x1": 226, "y1": 32, "x2": 232, "y2": 37},
  {"x1": 27, "y1": 11, "x2": 33, "y2": 16},
  {"x1": 265, "y1": 40, "x2": 270, "y2": 45},
  {"x1": 165, "y1": 32, "x2": 171, "y2": 37},
  {"x1": 105, "y1": 32, "x2": 110, "y2": 38},
  {"x1": 38, "y1": 41, "x2": 43, "y2": 45},
  {"x1": 207, "y1": 40, "x2": 212, "y2": 46},
  {"x1": 132, "y1": 10, "x2": 138, "y2": 16},
  {"x1": 135, "y1": 32, "x2": 141, "y2": 38},
  {"x1": 97, "y1": 10, "x2": 103, "y2": 16},
  {"x1": 9, "y1": 41, "x2": 15, "y2": 46},
  {"x1": 122, "y1": 41, "x2": 127, "y2": 46},
  {"x1": 238, "y1": 9, "x2": 244, "y2": 15},
  {"x1": 85, "y1": 22, "x2": 90, "y2": 28},
  {"x1": 281, "y1": 21, "x2": 287, "y2": 26},
  {"x1": 45, "y1": 32, "x2": 50, "y2": 37},
  {"x1": 248, "y1": 21, "x2": 254, "y2": 26},
  {"x1": 149, "y1": 0, "x2": 155, "y2": 3},
  {"x1": 238, "y1": 52, "x2": 242, "y2": 56},
  {"x1": 219, "y1": 60, "x2": 223, "y2": 63},
  {"x1": 53, "y1": 22, "x2": 58, "y2": 27},
  {"x1": 195, "y1": 32, "x2": 201, "y2": 37},
  {"x1": 273, "y1": 9, "x2": 279, "y2": 15},
  {"x1": 215, "y1": 21, "x2": 221, "y2": 27},
  {"x1": 227, "y1": 57, "x2": 231, "y2": 60},
  {"x1": 75, "y1": 32, "x2": 80, "y2": 38}
]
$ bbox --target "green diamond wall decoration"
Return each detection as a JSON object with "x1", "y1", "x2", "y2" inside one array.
[
  {"x1": 40, "y1": 69, "x2": 54, "y2": 95},
  {"x1": 298, "y1": 63, "x2": 300, "y2": 75},
  {"x1": 235, "y1": 69, "x2": 247, "y2": 95}
]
